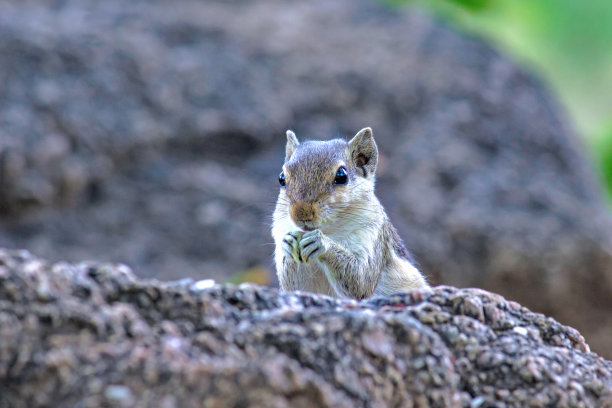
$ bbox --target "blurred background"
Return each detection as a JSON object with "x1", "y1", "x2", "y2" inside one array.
[
  {"x1": 405, "y1": 0, "x2": 612, "y2": 202},
  {"x1": 0, "y1": 0, "x2": 611, "y2": 357}
]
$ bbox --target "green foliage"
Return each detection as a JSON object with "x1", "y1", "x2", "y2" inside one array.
[
  {"x1": 388, "y1": 0, "x2": 612, "y2": 200},
  {"x1": 593, "y1": 124, "x2": 612, "y2": 204},
  {"x1": 445, "y1": 0, "x2": 491, "y2": 11}
]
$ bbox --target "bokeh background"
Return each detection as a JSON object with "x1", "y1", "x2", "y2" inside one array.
[
  {"x1": 406, "y1": 0, "x2": 612, "y2": 201},
  {"x1": 0, "y1": 0, "x2": 611, "y2": 358}
]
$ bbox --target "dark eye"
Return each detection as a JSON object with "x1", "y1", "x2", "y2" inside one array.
[
  {"x1": 334, "y1": 166, "x2": 348, "y2": 185},
  {"x1": 279, "y1": 172, "x2": 286, "y2": 187}
]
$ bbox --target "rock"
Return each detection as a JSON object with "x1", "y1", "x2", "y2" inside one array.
[
  {"x1": 0, "y1": 249, "x2": 610, "y2": 407},
  {"x1": 0, "y1": 0, "x2": 611, "y2": 358}
]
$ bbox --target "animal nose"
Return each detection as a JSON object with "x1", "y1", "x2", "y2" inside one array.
[{"x1": 290, "y1": 202, "x2": 317, "y2": 223}]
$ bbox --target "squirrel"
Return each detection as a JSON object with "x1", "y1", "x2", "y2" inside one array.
[{"x1": 271, "y1": 127, "x2": 428, "y2": 300}]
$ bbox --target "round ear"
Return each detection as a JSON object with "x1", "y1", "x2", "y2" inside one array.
[
  {"x1": 348, "y1": 127, "x2": 378, "y2": 177},
  {"x1": 285, "y1": 130, "x2": 300, "y2": 162}
]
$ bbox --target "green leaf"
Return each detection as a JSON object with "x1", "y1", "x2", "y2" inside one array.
[{"x1": 446, "y1": 0, "x2": 492, "y2": 12}]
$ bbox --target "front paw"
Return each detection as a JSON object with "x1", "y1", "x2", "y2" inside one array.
[
  {"x1": 299, "y1": 229, "x2": 326, "y2": 263},
  {"x1": 282, "y1": 231, "x2": 303, "y2": 263}
]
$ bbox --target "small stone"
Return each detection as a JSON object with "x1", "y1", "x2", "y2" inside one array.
[
  {"x1": 361, "y1": 331, "x2": 393, "y2": 358},
  {"x1": 104, "y1": 385, "x2": 133, "y2": 402}
]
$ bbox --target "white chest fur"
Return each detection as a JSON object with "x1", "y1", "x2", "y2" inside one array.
[{"x1": 273, "y1": 200, "x2": 385, "y2": 298}]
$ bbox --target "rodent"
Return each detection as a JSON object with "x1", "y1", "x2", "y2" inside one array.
[{"x1": 271, "y1": 127, "x2": 428, "y2": 300}]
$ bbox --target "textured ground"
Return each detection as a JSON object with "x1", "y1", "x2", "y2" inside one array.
[
  {"x1": 0, "y1": 249, "x2": 610, "y2": 407},
  {"x1": 0, "y1": 0, "x2": 611, "y2": 357}
]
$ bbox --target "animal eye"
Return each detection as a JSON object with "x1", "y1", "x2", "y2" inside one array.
[
  {"x1": 279, "y1": 172, "x2": 286, "y2": 187},
  {"x1": 334, "y1": 166, "x2": 348, "y2": 185}
]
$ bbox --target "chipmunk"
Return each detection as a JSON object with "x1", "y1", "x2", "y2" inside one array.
[{"x1": 271, "y1": 127, "x2": 428, "y2": 300}]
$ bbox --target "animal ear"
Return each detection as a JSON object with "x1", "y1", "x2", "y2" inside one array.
[
  {"x1": 285, "y1": 130, "x2": 300, "y2": 161},
  {"x1": 348, "y1": 127, "x2": 378, "y2": 177}
]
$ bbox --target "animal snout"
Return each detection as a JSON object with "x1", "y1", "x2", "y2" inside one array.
[{"x1": 290, "y1": 202, "x2": 318, "y2": 224}]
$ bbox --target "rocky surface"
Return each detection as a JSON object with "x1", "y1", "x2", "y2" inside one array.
[
  {"x1": 0, "y1": 249, "x2": 610, "y2": 407},
  {"x1": 0, "y1": 0, "x2": 611, "y2": 357}
]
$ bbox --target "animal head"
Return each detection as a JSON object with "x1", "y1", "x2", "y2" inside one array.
[{"x1": 276, "y1": 127, "x2": 379, "y2": 231}]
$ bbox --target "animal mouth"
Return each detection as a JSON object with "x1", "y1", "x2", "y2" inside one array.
[{"x1": 302, "y1": 225, "x2": 317, "y2": 232}]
